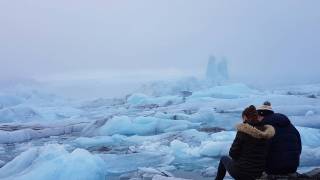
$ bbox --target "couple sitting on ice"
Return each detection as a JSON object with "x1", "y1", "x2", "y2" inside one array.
[{"x1": 215, "y1": 102, "x2": 302, "y2": 180}]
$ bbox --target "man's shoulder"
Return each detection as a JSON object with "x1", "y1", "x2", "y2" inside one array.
[
  {"x1": 262, "y1": 113, "x2": 291, "y2": 127},
  {"x1": 265, "y1": 113, "x2": 288, "y2": 120},
  {"x1": 273, "y1": 113, "x2": 289, "y2": 119}
]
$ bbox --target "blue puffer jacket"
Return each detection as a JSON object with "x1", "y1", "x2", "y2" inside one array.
[{"x1": 262, "y1": 113, "x2": 302, "y2": 175}]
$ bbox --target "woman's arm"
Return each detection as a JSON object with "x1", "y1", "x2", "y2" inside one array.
[{"x1": 229, "y1": 132, "x2": 243, "y2": 160}]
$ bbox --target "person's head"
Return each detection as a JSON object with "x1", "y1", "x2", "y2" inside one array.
[
  {"x1": 242, "y1": 105, "x2": 259, "y2": 123},
  {"x1": 257, "y1": 101, "x2": 274, "y2": 121}
]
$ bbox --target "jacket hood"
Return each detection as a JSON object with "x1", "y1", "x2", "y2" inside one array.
[{"x1": 236, "y1": 123, "x2": 275, "y2": 139}]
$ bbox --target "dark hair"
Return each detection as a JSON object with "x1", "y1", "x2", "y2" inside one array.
[{"x1": 242, "y1": 105, "x2": 258, "y2": 122}]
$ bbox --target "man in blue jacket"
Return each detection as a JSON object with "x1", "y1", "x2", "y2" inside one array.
[{"x1": 257, "y1": 101, "x2": 302, "y2": 175}]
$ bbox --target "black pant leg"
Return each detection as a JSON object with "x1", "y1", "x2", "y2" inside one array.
[
  {"x1": 215, "y1": 156, "x2": 228, "y2": 180},
  {"x1": 216, "y1": 156, "x2": 238, "y2": 180},
  {"x1": 215, "y1": 156, "x2": 251, "y2": 180}
]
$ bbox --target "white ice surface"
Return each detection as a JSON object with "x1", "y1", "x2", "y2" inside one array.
[
  {"x1": 0, "y1": 144, "x2": 106, "y2": 180},
  {"x1": 0, "y1": 123, "x2": 86, "y2": 144},
  {"x1": 0, "y1": 83, "x2": 320, "y2": 179},
  {"x1": 101, "y1": 152, "x2": 174, "y2": 174},
  {"x1": 97, "y1": 116, "x2": 200, "y2": 136}
]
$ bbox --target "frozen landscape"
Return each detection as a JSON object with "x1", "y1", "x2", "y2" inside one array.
[
  {"x1": 0, "y1": 59, "x2": 320, "y2": 180},
  {"x1": 1, "y1": 0, "x2": 319, "y2": 179}
]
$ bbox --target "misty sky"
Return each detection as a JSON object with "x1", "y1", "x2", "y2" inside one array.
[{"x1": 1, "y1": 0, "x2": 320, "y2": 91}]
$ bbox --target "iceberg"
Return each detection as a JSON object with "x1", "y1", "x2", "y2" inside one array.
[
  {"x1": 73, "y1": 134, "x2": 126, "y2": 149},
  {"x1": 0, "y1": 144, "x2": 106, "y2": 180},
  {"x1": 189, "y1": 83, "x2": 259, "y2": 99},
  {"x1": 300, "y1": 146, "x2": 320, "y2": 167},
  {"x1": 0, "y1": 148, "x2": 38, "y2": 178},
  {"x1": 0, "y1": 123, "x2": 86, "y2": 144},
  {"x1": 170, "y1": 133, "x2": 233, "y2": 159},
  {"x1": 0, "y1": 106, "x2": 41, "y2": 123},
  {"x1": 127, "y1": 93, "x2": 183, "y2": 107},
  {"x1": 0, "y1": 95, "x2": 23, "y2": 108},
  {"x1": 0, "y1": 75, "x2": 320, "y2": 179},
  {"x1": 272, "y1": 84, "x2": 320, "y2": 97},
  {"x1": 0, "y1": 89, "x2": 84, "y2": 123},
  {"x1": 137, "y1": 56, "x2": 230, "y2": 97},
  {"x1": 297, "y1": 127, "x2": 320, "y2": 148},
  {"x1": 97, "y1": 116, "x2": 200, "y2": 136},
  {"x1": 139, "y1": 77, "x2": 204, "y2": 96},
  {"x1": 206, "y1": 56, "x2": 229, "y2": 84},
  {"x1": 291, "y1": 115, "x2": 320, "y2": 128}
]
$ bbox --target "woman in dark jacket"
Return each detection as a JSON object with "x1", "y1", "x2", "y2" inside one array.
[{"x1": 215, "y1": 105, "x2": 275, "y2": 180}]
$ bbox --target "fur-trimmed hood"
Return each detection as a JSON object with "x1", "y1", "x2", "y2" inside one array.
[{"x1": 236, "y1": 123, "x2": 275, "y2": 139}]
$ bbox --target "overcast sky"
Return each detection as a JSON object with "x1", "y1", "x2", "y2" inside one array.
[{"x1": 0, "y1": 0, "x2": 320, "y2": 92}]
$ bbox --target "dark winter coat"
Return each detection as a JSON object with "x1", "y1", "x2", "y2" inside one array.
[
  {"x1": 229, "y1": 122, "x2": 275, "y2": 179},
  {"x1": 261, "y1": 113, "x2": 302, "y2": 175}
]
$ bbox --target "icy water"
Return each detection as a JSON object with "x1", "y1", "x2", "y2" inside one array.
[
  {"x1": 0, "y1": 83, "x2": 320, "y2": 179},
  {"x1": 0, "y1": 132, "x2": 79, "y2": 165},
  {"x1": 0, "y1": 124, "x2": 224, "y2": 179}
]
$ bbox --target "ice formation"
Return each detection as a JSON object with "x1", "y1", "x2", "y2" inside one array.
[
  {"x1": 206, "y1": 56, "x2": 229, "y2": 84},
  {"x1": 0, "y1": 77, "x2": 319, "y2": 179},
  {"x1": 139, "y1": 56, "x2": 229, "y2": 96},
  {"x1": 0, "y1": 144, "x2": 106, "y2": 180}
]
